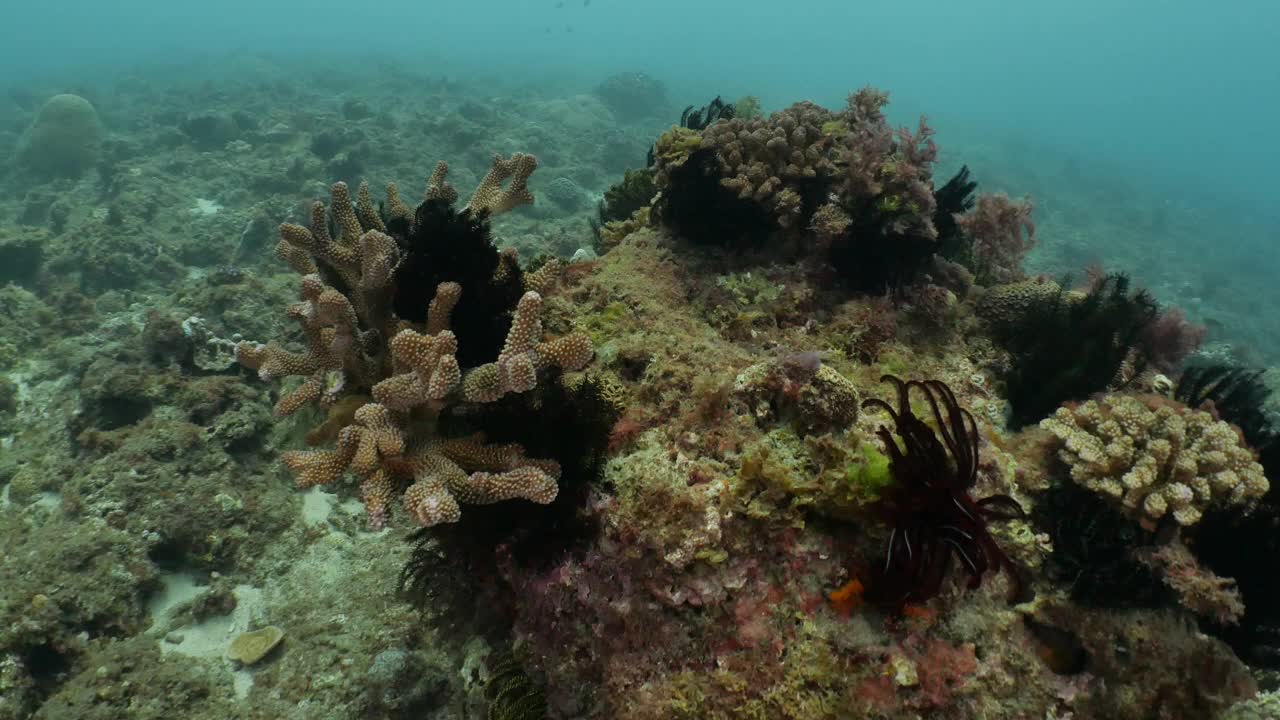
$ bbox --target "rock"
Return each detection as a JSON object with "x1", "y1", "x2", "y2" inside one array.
[
  {"x1": 180, "y1": 112, "x2": 240, "y2": 151},
  {"x1": 364, "y1": 647, "x2": 449, "y2": 712},
  {"x1": 734, "y1": 354, "x2": 859, "y2": 435},
  {"x1": 341, "y1": 99, "x2": 374, "y2": 121},
  {"x1": 545, "y1": 176, "x2": 586, "y2": 210},
  {"x1": 225, "y1": 626, "x2": 284, "y2": 665},
  {"x1": 593, "y1": 72, "x2": 668, "y2": 120},
  {"x1": 17, "y1": 94, "x2": 102, "y2": 179},
  {"x1": 0, "y1": 226, "x2": 45, "y2": 286}
]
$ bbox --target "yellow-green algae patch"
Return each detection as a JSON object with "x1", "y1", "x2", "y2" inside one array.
[{"x1": 225, "y1": 625, "x2": 284, "y2": 665}]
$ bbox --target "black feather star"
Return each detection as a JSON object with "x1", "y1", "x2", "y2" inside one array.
[{"x1": 862, "y1": 375, "x2": 1029, "y2": 614}]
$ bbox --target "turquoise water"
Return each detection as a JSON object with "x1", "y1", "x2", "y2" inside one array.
[{"x1": 4, "y1": 0, "x2": 1277, "y2": 356}]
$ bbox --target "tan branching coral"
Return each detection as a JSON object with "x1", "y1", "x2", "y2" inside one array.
[
  {"x1": 400, "y1": 435, "x2": 561, "y2": 527},
  {"x1": 465, "y1": 152, "x2": 538, "y2": 216},
  {"x1": 1040, "y1": 394, "x2": 1269, "y2": 528},
  {"x1": 701, "y1": 101, "x2": 836, "y2": 228},
  {"x1": 462, "y1": 291, "x2": 594, "y2": 403},
  {"x1": 237, "y1": 156, "x2": 593, "y2": 528},
  {"x1": 651, "y1": 85, "x2": 945, "y2": 257}
]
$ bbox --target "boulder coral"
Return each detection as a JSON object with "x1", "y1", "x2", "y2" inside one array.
[{"x1": 17, "y1": 93, "x2": 102, "y2": 179}]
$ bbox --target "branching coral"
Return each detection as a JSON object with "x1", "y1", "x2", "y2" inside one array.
[
  {"x1": 862, "y1": 375, "x2": 1027, "y2": 614},
  {"x1": 640, "y1": 84, "x2": 1049, "y2": 303},
  {"x1": 1040, "y1": 393, "x2": 1268, "y2": 529},
  {"x1": 652, "y1": 100, "x2": 834, "y2": 245},
  {"x1": 701, "y1": 101, "x2": 835, "y2": 229},
  {"x1": 237, "y1": 155, "x2": 593, "y2": 528},
  {"x1": 648, "y1": 86, "x2": 993, "y2": 295}
]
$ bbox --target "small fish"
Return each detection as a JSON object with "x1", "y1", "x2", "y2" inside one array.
[
  {"x1": 555, "y1": 1, "x2": 563, "y2": 6},
  {"x1": 566, "y1": 25, "x2": 573, "y2": 32},
  {"x1": 584, "y1": 0, "x2": 590, "y2": 5}
]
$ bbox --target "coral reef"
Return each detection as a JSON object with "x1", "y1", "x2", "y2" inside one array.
[
  {"x1": 1135, "y1": 537, "x2": 1245, "y2": 625},
  {"x1": 701, "y1": 101, "x2": 834, "y2": 230},
  {"x1": 653, "y1": 99, "x2": 833, "y2": 243},
  {"x1": 5, "y1": 62, "x2": 1275, "y2": 720},
  {"x1": 236, "y1": 156, "x2": 593, "y2": 527},
  {"x1": 647, "y1": 86, "x2": 1009, "y2": 297},
  {"x1": 733, "y1": 353, "x2": 860, "y2": 435},
  {"x1": 1040, "y1": 393, "x2": 1268, "y2": 528}
]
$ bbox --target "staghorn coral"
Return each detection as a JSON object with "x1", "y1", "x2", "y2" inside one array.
[
  {"x1": 237, "y1": 155, "x2": 592, "y2": 528},
  {"x1": 1040, "y1": 393, "x2": 1269, "y2": 528}
]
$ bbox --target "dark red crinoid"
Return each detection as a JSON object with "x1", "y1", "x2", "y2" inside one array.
[{"x1": 862, "y1": 375, "x2": 1029, "y2": 614}]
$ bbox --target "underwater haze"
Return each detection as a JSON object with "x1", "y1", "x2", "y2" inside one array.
[
  {"x1": 5, "y1": 0, "x2": 1277, "y2": 207},
  {"x1": 4, "y1": 0, "x2": 1280, "y2": 718}
]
